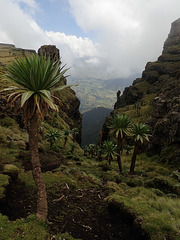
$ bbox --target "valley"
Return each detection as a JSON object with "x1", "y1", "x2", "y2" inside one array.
[{"x1": 68, "y1": 75, "x2": 136, "y2": 113}]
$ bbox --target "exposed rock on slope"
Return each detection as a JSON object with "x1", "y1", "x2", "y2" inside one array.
[
  {"x1": 38, "y1": 45, "x2": 60, "y2": 61},
  {"x1": 114, "y1": 18, "x2": 180, "y2": 110},
  {"x1": 109, "y1": 18, "x2": 180, "y2": 166}
]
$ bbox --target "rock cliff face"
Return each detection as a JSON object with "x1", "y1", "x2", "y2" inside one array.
[
  {"x1": 114, "y1": 18, "x2": 180, "y2": 110},
  {"x1": 147, "y1": 95, "x2": 180, "y2": 161},
  {"x1": 110, "y1": 18, "x2": 180, "y2": 167}
]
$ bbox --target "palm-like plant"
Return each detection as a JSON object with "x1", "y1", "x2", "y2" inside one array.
[
  {"x1": 109, "y1": 114, "x2": 132, "y2": 172},
  {"x1": 102, "y1": 140, "x2": 117, "y2": 165},
  {"x1": 2, "y1": 54, "x2": 70, "y2": 221},
  {"x1": 124, "y1": 144, "x2": 132, "y2": 155},
  {"x1": 130, "y1": 123, "x2": 151, "y2": 174},
  {"x1": 83, "y1": 145, "x2": 89, "y2": 156},
  {"x1": 71, "y1": 127, "x2": 79, "y2": 142},
  {"x1": 88, "y1": 143, "x2": 96, "y2": 157},
  {"x1": 45, "y1": 129, "x2": 61, "y2": 149},
  {"x1": 62, "y1": 129, "x2": 71, "y2": 153},
  {"x1": 70, "y1": 143, "x2": 77, "y2": 153}
]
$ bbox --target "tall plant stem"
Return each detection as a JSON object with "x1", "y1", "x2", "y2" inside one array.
[{"x1": 29, "y1": 114, "x2": 48, "y2": 221}]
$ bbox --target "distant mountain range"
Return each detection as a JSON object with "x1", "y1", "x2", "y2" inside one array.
[
  {"x1": 81, "y1": 107, "x2": 112, "y2": 146},
  {"x1": 68, "y1": 74, "x2": 140, "y2": 113},
  {"x1": 73, "y1": 74, "x2": 140, "y2": 146},
  {"x1": 103, "y1": 74, "x2": 140, "y2": 90}
]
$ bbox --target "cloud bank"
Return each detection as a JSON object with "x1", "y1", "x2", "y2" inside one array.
[
  {"x1": 68, "y1": 0, "x2": 180, "y2": 77},
  {"x1": 0, "y1": 0, "x2": 180, "y2": 79}
]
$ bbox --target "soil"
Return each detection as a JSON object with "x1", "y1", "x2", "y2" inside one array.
[{"x1": 2, "y1": 179, "x2": 149, "y2": 240}]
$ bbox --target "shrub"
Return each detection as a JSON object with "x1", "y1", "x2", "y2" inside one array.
[{"x1": 0, "y1": 117, "x2": 17, "y2": 128}]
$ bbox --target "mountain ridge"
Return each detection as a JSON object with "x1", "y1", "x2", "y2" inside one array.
[{"x1": 103, "y1": 18, "x2": 180, "y2": 167}]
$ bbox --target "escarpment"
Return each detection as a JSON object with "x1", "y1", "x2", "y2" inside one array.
[
  {"x1": 115, "y1": 19, "x2": 180, "y2": 110},
  {"x1": 104, "y1": 18, "x2": 180, "y2": 167}
]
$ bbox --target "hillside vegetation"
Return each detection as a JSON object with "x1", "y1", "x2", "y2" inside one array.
[{"x1": 0, "y1": 126, "x2": 179, "y2": 239}]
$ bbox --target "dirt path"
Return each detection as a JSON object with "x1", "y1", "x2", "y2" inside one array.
[
  {"x1": 2, "y1": 180, "x2": 148, "y2": 240},
  {"x1": 48, "y1": 187, "x2": 147, "y2": 240}
]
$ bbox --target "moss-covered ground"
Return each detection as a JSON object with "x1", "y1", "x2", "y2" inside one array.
[{"x1": 0, "y1": 143, "x2": 180, "y2": 240}]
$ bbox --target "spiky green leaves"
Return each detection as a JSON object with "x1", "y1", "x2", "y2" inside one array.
[
  {"x1": 132, "y1": 123, "x2": 151, "y2": 143},
  {"x1": 45, "y1": 130, "x2": 61, "y2": 148},
  {"x1": 102, "y1": 140, "x2": 117, "y2": 160},
  {"x1": 5, "y1": 55, "x2": 69, "y2": 91},
  {"x1": 109, "y1": 114, "x2": 132, "y2": 139},
  {"x1": 2, "y1": 54, "x2": 71, "y2": 123}
]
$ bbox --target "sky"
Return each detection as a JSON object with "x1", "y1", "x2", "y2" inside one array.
[{"x1": 0, "y1": 0, "x2": 180, "y2": 80}]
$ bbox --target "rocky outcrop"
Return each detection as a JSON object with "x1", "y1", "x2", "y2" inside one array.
[
  {"x1": 147, "y1": 95, "x2": 180, "y2": 166},
  {"x1": 163, "y1": 18, "x2": 180, "y2": 51},
  {"x1": 114, "y1": 18, "x2": 180, "y2": 110},
  {"x1": 114, "y1": 81, "x2": 144, "y2": 109},
  {"x1": 38, "y1": 45, "x2": 82, "y2": 143},
  {"x1": 38, "y1": 45, "x2": 60, "y2": 61},
  {"x1": 147, "y1": 95, "x2": 180, "y2": 146}
]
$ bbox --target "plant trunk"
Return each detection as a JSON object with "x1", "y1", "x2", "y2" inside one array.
[
  {"x1": 63, "y1": 138, "x2": 67, "y2": 153},
  {"x1": 117, "y1": 134, "x2": 122, "y2": 173},
  {"x1": 29, "y1": 114, "x2": 48, "y2": 221},
  {"x1": 120, "y1": 139, "x2": 125, "y2": 155},
  {"x1": 108, "y1": 155, "x2": 112, "y2": 165},
  {"x1": 130, "y1": 142, "x2": 139, "y2": 175}
]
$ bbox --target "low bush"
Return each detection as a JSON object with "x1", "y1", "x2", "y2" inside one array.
[{"x1": 0, "y1": 117, "x2": 18, "y2": 128}]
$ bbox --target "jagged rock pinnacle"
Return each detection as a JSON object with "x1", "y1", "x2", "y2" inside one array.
[
  {"x1": 38, "y1": 45, "x2": 60, "y2": 61},
  {"x1": 163, "y1": 18, "x2": 180, "y2": 52}
]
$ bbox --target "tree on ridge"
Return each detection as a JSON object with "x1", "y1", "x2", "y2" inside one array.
[
  {"x1": 130, "y1": 123, "x2": 151, "y2": 175},
  {"x1": 109, "y1": 114, "x2": 132, "y2": 173}
]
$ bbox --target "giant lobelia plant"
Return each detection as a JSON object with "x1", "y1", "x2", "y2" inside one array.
[{"x1": 2, "y1": 54, "x2": 72, "y2": 221}]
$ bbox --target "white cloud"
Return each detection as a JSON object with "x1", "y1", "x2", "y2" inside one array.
[
  {"x1": 0, "y1": 0, "x2": 180, "y2": 80},
  {"x1": 45, "y1": 31, "x2": 98, "y2": 58},
  {"x1": 0, "y1": 0, "x2": 99, "y2": 74}
]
